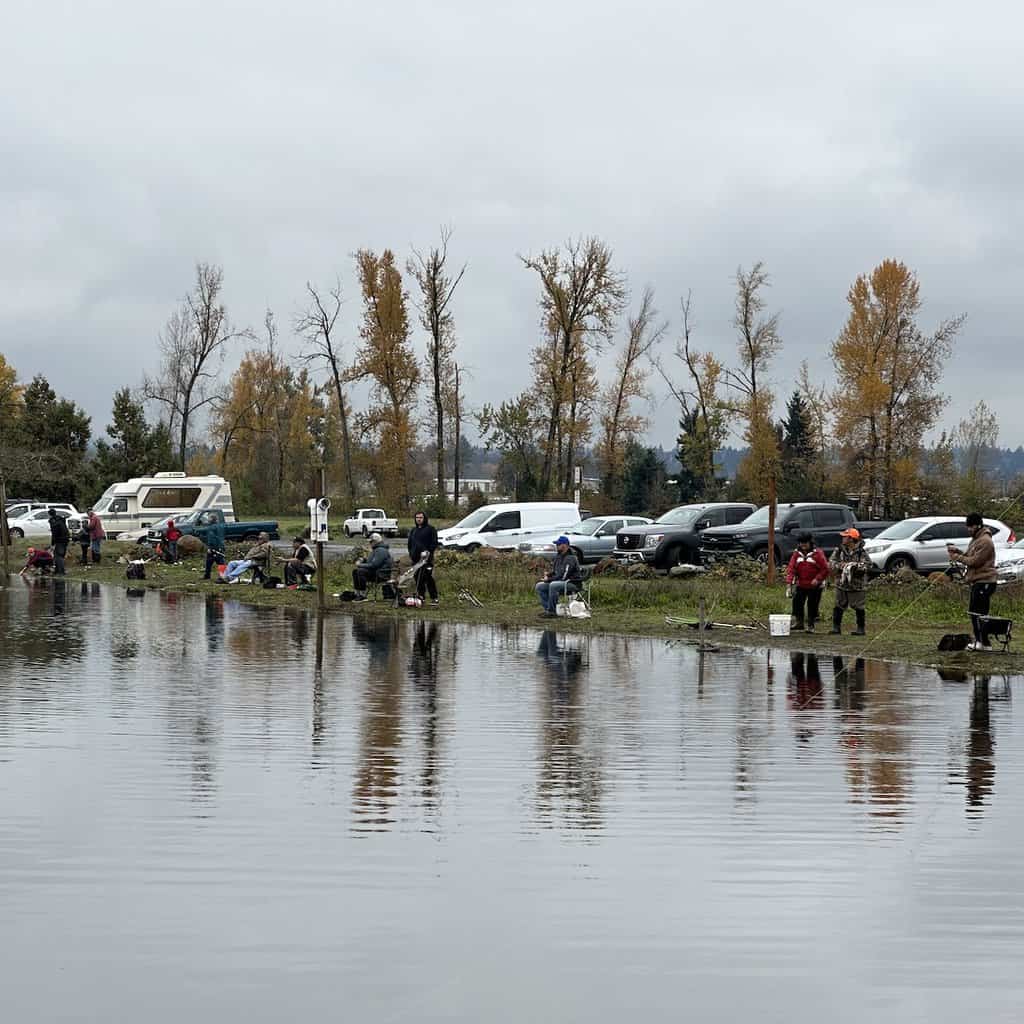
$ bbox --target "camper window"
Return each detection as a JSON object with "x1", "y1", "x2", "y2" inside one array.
[
  {"x1": 109, "y1": 498, "x2": 128, "y2": 514},
  {"x1": 142, "y1": 487, "x2": 202, "y2": 508}
]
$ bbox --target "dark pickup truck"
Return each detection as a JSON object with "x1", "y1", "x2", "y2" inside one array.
[
  {"x1": 147, "y1": 509, "x2": 280, "y2": 546},
  {"x1": 614, "y1": 502, "x2": 758, "y2": 569},
  {"x1": 699, "y1": 503, "x2": 893, "y2": 565}
]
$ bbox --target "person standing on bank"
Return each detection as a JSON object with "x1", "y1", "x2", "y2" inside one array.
[
  {"x1": 829, "y1": 527, "x2": 871, "y2": 636},
  {"x1": 202, "y1": 516, "x2": 227, "y2": 580},
  {"x1": 784, "y1": 531, "x2": 829, "y2": 632},
  {"x1": 87, "y1": 508, "x2": 105, "y2": 564},
  {"x1": 407, "y1": 510, "x2": 440, "y2": 604},
  {"x1": 947, "y1": 512, "x2": 998, "y2": 652},
  {"x1": 47, "y1": 508, "x2": 69, "y2": 576},
  {"x1": 75, "y1": 518, "x2": 90, "y2": 565},
  {"x1": 535, "y1": 536, "x2": 583, "y2": 618}
]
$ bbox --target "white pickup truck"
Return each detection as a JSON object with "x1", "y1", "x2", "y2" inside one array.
[{"x1": 342, "y1": 508, "x2": 400, "y2": 538}]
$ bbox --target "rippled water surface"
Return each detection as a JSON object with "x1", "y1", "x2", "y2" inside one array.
[{"x1": 3, "y1": 578, "x2": 1024, "y2": 1022}]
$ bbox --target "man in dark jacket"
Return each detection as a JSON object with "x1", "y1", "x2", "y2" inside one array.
[
  {"x1": 48, "y1": 509, "x2": 70, "y2": 576},
  {"x1": 535, "y1": 535, "x2": 584, "y2": 617},
  {"x1": 353, "y1": 533, "x2": 393, "y2": 599},
  {"x1": 201, "y1": 516, "x2": 227, "y2": 580},
  {"x1": 407, "y1": 510, "x2": 440, "y2": 603}
]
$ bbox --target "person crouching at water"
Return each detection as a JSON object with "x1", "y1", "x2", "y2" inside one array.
[
  {"x1": 784, "y1": 532, "x2": 829, "y2": 632},
  {"x1": 20, "y1": 546, "x2": 55, "y2": 576},
  {"x1": 535, "y1": 536, "x2": 583, "y2": 618},
  {"x1": 829, "y1": 528, "x2": 870, "y2": 636},
  {"x1": 285, "y1": 537, "x2": 316, "y2": 586},
  {"x1": 352, "y1": 533, "x2": 392, "y2": 600},
  {"x1": 947, "y1": 512, "x2": 998, "y2": 652}
]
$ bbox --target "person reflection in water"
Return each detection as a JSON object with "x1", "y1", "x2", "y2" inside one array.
[
  {"x1": 535, "y1": 630, "x2": 601, "y2": 830},
  {"x1": 787, "y1": 652, "x2": 824, "y2": 744},
  {"x1": 965, "y1": 676, "x2": 995, "y2": 817}
]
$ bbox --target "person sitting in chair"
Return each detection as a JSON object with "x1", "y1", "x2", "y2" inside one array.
[
  {"x1": 220, "y1": 532, "x2": 273, "y2": 583},
  {"x1": 535, "y1": 536, "x2": 583, "y2": 618},
  {"x1": 352, "y1": 532, "x2": 392, "y2": 600},
  {"x1": 285, "y1": 536, "x2": 317, "y2": 586}
]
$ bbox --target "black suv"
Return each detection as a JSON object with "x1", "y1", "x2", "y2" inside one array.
[
  {"x1": 699, "y1": 502, "x2": 891, "y2": 565},
  {"x1": 614, "y1": 503, "x2": 757, "y2": 569}
]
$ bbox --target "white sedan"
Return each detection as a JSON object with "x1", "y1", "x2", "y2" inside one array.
[{"x1": 5, "y1": 507, "x2": 78, "y2": 539}]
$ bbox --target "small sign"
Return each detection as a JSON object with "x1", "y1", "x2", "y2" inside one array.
[{"x1": 306, "y1": 497, "x2": 331, "y2": 543}]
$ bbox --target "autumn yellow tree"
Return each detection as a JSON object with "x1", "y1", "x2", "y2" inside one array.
[
  {"x1": 353, "y1": 249, "x2": 421, "y2": 508},
  {"x1": 597, "y1": 287, "x2": 667, "y2": 500},
  {"x1": 831, "y1": 259, "x2": 963, "y2": 516},
  {"x1": 0, "y1": 353, "x2": 23, "y2": 441},
  {"x1": 521, "y1": 237, "x2": 627, "y2": 495},
  {"x1": 725, "y1": 263, "x2": 782, "y2": 501}
]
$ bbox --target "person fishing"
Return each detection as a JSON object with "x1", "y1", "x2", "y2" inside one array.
[
  {"x1": 407, "y1": 510, "x2": 440, "y2": 604},
  {"x1": 535, "y1": 535, "x2": 583, "y2": 618},
  {"x1": 202, "y1": 515, "x2": 227, "y2": 580},
  {"x1": 829, "y1": 527, "x2": 870, "y2": 636},
  {"x1": 947, "y1": 512, "x2": 997, "y2": 652},
  {"x1": 219, "y1": 532, "x2": 273, "y2": 583},
  {"x1": 284, "y1": 536, "x2": 316, "y2": 586},
  {"x1": 352, "y1": 532, "x2": 392, "y2": 600},
  {"x1": 784, "y1": 531, "x2": 829, "y2": 632},
  {"x1": 47, "y1": 508, "x2": 69, "y2": 577}
]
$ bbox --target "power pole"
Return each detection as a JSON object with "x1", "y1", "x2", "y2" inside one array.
[
  {"x1": 766, "y1": 471, "x2": 777, "y2": 585},
  {"x1": 0, "y1": 471, "x2": 10, "y2": 577}
]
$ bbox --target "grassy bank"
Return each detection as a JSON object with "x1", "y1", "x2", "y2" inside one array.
[{"x1": 5, "y1": 537, "x2": 1023, "y2": 673}]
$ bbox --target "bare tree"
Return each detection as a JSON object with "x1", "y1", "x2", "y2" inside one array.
[
  {"x1": 443, "y1": 362, "x2": 467, "y2": 506},
  {"x1": 520, "y1": 237, "x2": 627, "y2": 495},
  {"x1": 143, "y1": 263, "x2": 243, "y2": 470},
  {"x1": 295, "y1": 278, "x2": 356, "y2": 502},
  {"x1": 597, "y1": 286, "x2": 667, "y2": 497},
  {"x1": 408, "y1": 227, "x2": 466, "y2": 504}
]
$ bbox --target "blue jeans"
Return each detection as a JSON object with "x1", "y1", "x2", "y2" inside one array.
[
  {"x1": 536, "y1": 580, "x2": 574, "y2": 612},
  {"x1": 222, "y1": 558, "x2": 253, "y2": 581}
]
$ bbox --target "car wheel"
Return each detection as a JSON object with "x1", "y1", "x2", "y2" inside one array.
[
  {"x1": 571, "y1": 547, "x2": 585, "y2": 563},
  {"x1": 464, "y1": 543, "x2": 480, "y2": 553},
  {"x1": 343, "y1": 526, "x2": 351, "y2": 537},
  {"x1": 243, "y1": 532, "x2": 259, "y2": 542},
  {"x1": 886, "y1": 553, "x2": 916, "y2": 573},
  {"x1": 10, "y1": 527, "x2": 23, "y2": 539},
  {"x1": 672, "y1": 545, "x2": 697, "y2": 567},
  {"x1": 362, "y1": 526, "x2": 368, "y2": 537},
  {"x1": 753, "y1": 546, "x2": 782, "y2": 566}
]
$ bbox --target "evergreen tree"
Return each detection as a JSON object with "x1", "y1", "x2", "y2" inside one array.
[
  {"x1": 674, "y1": 409, "x2": 703, "y2": 502},
  {"x1": 93, "y1": 388, "x2": 174, "y2": 483},
  {"x1": 622, "y1": 443, "x2": 669, "y2": 514},
  {"x1": 778, "y1": 390, "x2": 816, "y2": 499}
]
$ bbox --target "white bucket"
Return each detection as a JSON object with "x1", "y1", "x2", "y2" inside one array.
[{"x1": 769, "y1": 614, "x2": 792, "y2": 637}]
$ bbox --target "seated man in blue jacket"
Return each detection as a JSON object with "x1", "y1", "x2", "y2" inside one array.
[
  {"x1": 535, "y1": 535, "x2": 583, "y2": 617},
  {"x1": 352, "y1": 533, "x2": 393, "y2": 600}
]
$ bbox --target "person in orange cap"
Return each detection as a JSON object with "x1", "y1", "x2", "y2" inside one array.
[{"x1": 829, "y1": 527, "x2": 870, "y2": 636}]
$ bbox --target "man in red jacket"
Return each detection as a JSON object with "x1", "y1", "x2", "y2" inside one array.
[{"x1": 785, "y1": 532, "x2": 830, "y2": 632}]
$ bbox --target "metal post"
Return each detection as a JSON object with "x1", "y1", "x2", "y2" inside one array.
[
  {"x1": 317, "y1": 468, "x2": 326, "y2": 613},
  {"x1": 698, "y1": 596, "x2": 707, "y2": 653},
  {"x1": 0, "y1": 472, "x2": 10, "y2": 577}
]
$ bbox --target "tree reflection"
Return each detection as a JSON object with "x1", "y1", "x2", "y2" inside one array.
[
  {"x1": 535, "y1": 630, "x2": 603, "y2": 831},
  {"x1": 352, "y1": 618, "x2": 405, "y2": 833}
]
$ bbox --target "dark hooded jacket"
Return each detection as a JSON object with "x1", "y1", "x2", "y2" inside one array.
[
  {"x1": 408, "y1": 514, "x2": 439, "y2": 564},
  {"x1": 49, "y1": 513, "x2": 70, "y2": 546}
]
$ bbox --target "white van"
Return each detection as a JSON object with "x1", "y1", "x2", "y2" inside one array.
[
  {"x1": 79, "y1": 473, "x2": 236, "y2": 539},
  {"x1": 437, "y1": 502, "x2": 581, "y2": 552}
]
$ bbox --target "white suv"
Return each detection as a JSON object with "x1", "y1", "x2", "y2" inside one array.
[{"x1": 864, "y1": 516, "x2": 1014, "y2": 574}]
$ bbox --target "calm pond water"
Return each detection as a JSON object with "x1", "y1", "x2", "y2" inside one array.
[{"x1": 2, "y1": 578, "x2": 1023, "y2": 1022}]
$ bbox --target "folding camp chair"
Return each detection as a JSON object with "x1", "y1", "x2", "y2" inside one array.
[{"x1": 975, "y1": 615, "x2": 1013, "y2": 653}]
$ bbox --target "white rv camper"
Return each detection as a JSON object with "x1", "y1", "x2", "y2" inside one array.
[{"x1": 82, "y1": 473, "x2": 235, "y2": 538}]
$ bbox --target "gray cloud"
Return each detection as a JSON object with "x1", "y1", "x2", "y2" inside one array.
[{"x1": 2, "y1": 0, "x2": 1021, "y2": 450}]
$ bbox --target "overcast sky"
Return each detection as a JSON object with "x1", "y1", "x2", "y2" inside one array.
[{"x1": 2, "y1": 0, "x2": 1022, "y2": 451}]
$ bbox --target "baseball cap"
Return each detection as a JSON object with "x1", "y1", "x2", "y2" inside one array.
[
  {"x1": 555, "y1": 535, "x2": 570, "y2": 546},
  {"x1": 839, "y1": 527, "x2": 860, "y2": 539}
]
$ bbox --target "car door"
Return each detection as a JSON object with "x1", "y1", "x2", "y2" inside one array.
[
  {"x1": 811, "y1": 507, "x2": 845, "y2": 553},
  {"x1": 916, "y1": 522, "x2": 956, "y2": 569},
  {"x1": 592, "y1": 518, "x2": 623, "y2": 559}
]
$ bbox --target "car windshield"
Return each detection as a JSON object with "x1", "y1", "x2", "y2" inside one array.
[
  {"x1": 655, "y1": 507, "x2": 703, "y2": 527},
  {"x1": 569, "y1": 519, "x2": 604, "y2": 536},
  {"x1": 740, "y1": 506, "x2": 782, "y2": 527},
  {"x1": 452, "y1": 508, "x2": 497, "y2": 530},
  {"x1": 174, "y1": 511, "x2": 201, "y2": 526},
  {"x1": 874, "y1": 519, "x2": 929, "y2": 541}
]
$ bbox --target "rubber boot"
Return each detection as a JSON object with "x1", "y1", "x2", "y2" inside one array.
[
  {"x1": 851, "y1": 610, "x2": 866, "y2": 636},
  {"x1": 793, "y1": 617, "x2": 805, "y2": 632},
  {"x1": 829, "y1": 608, "x2": 843, "y2": 635}
]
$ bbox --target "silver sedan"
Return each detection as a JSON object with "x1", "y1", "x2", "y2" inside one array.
[{"x1": 520, "y1": 515, "x2": 653, "y2": 564}]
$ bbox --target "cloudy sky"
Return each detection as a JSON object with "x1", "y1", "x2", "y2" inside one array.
[{"x1": 3, "y1": 0, "x2": 1021, "y2": 450}]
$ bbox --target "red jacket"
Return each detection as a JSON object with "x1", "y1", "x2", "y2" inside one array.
[{"x1": 785, "y1": 548, "x2": 829, "y2": 588}]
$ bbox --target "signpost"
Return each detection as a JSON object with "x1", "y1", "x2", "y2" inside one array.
[
  {"x1": 306, "y1": 470, "x2": 330, "y2": 612},
  {"x1": 573, "y1": 465, "x2": 582, "y2": 509}
]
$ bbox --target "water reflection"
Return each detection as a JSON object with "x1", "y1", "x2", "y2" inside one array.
[
  {"x1": 966, "y1": 678, "x2": 995, "y2": 816},
  {"x1": 535, "y1": 631, "x2": 603, "y2": 830},
  {"x1": 787, "y1": 652, "x2": 824, "y2": 745}
]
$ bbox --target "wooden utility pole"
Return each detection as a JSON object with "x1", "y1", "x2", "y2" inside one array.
[
  {"x1": 766, "y1": 471, "x2": 777, "y2": 585},
  {"x1": 317, "y1": 467, "x2": 327, "y2": 613},
  {"x1": 0, "y1": 472, "x2": 10, "y2": 577}
]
